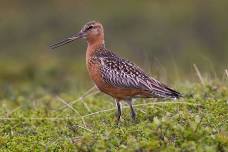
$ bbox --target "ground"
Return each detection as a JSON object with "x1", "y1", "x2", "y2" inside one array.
[{"x1": 0, "y1": 80, "x2": 228, "y2": 151}]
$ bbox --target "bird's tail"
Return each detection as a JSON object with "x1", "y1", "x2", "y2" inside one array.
[
  {"x1": 138, "y1": 77, "x2": 182, "y2": 99},
  {"x1": 162, "y1": 86, "x2": 182, "y2": 99},
  {"x1": 147, "y1": 81, "x2": 182, "y2": 99}
]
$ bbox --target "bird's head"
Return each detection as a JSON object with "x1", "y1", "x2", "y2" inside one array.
[{"x1": 49, "y1": 21, "x2": 104, "y2": 49}]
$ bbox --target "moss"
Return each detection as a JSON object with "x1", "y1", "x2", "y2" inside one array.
[{"x1": 0, "y1": 82, "x2": 227, "y2": 151}]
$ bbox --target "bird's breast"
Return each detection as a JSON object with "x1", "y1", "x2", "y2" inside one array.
[
  {"x1": 86, "y1": 56, "x2": 110, "y2": 94},
  {"x1": 86, "y1": 53, "x2": 103, "y2": 86}
]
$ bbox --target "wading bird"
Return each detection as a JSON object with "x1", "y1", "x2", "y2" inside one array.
[{"x1": 50, "y1": 21, "x2": 181, "y2": 123}]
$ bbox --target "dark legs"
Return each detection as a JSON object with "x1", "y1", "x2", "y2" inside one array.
[
  {"x1": 115, "y1": 99, "x2": 136, "y2": 123},
  {"x1": 115, "y1": 99, "x2": 122, "y2": 123},
  {"x1": 127, "y1": 99, "x2": 136, "y2": 121}
]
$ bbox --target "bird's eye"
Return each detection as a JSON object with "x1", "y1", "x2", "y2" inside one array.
[{"x1": 87, "y1": 25, "x2": 93, "y2": 30}]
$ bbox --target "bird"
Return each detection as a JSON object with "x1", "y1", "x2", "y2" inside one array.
[{"x1": 49, "y1": 21, "x2": 181, "y2": 123}]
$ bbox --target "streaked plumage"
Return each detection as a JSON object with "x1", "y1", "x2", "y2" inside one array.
[
  {"x1": 50, "y1": 21, "x2": 181, "y2": 123},
  {"x1": 89, "y1": 47, "x2": 181, "y2": 99}
]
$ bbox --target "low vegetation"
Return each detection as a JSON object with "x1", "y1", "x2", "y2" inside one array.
[{"x1": 0, "y1": 79, "x2": 227, "y2": 151}]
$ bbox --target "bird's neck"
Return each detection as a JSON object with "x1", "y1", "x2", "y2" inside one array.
[
  {"x1": 86, "y1": 35, "x2": 105, "y2": 72},
  {"x1": 86, "y1": 34, "x2": 105, "y2": 57}
]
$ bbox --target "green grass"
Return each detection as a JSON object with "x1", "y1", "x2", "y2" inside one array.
[{"x1": 0, "y1": 81, "x2": 228, "y2": 151}]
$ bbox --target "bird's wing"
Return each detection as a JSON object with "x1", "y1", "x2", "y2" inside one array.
[
  {"x1": 98, "y1": 55, "x2": 181, "y2": 98},
  {"x1": 100, "y1": 56, "x2": 141, "y2": 89}
]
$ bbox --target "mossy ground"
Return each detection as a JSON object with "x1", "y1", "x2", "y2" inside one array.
[{"x1": 0, "y1": 81, "x2": 228, "y2": 151}]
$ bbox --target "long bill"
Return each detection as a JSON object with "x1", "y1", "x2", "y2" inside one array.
[{"x1": 49, "y1": 31, "x2": 85, "y2": 49}]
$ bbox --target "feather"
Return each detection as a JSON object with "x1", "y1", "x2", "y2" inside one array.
[{"x1": 93, "y1": 49, "x2": 181, "y2": 99}]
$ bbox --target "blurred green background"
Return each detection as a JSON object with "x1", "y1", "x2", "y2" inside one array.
[{"x1": 0, "y1": 0, "x2": 228, "y2": 95}]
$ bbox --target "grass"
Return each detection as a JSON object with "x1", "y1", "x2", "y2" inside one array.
[
  {"x1": 0, "y1": 81, "x2": 227, "y2": 151},
  {"x1": 0, "y1": 59, "x2": 227, "y2": 151}
]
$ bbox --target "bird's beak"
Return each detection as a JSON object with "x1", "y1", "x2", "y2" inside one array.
[{"x1": 49, "y1": 31, "x2": 85, "y2": 49}]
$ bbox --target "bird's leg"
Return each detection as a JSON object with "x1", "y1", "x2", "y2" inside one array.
[
  {"x1": 126, "y1": 99, "x2": 136, "y2": 121},
  {"x1": 115, "y1": 99, "x2": 122, "y2": 123}
]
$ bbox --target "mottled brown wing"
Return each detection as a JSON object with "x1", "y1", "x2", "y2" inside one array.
[
  {"x1": 99, "y1": 55, "x2": 181, "y2": 98},
  {"x1": 100, "y1": 57, "x2": 141, "y2": 89}
]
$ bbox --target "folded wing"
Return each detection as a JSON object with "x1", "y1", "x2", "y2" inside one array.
[{"x1": 99, "y1": 54, "x2": 181, "y2": 98}]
